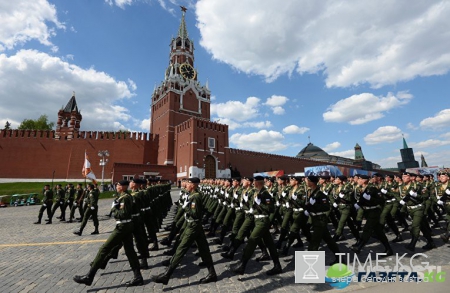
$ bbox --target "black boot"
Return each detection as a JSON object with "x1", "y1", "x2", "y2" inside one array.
[
  {"x1": 391, "y1": 234, "x2": 403, "y2": 243},
  {"x1": 422, "y1": 238, "x2": 436, "y2": 250},
  {"x1": 441, "y1": 232, "x2": 450, "y2": 243},
  {"x1": 281, "y1": 243, "x2": 291, "y2": 257},
  {"x1": 351, "y1": 239, "x2": 366, "y2": 254},
  {"x1": 139, "y1": 258, "x2": 149, "y2": 270},
  {"x1": 34, "y1": 220, "x2": 41, "y2": 224},
  {"x1": 230, "y1": 259, "x2": 248, "y2": 275},
  {"x1": 199, "y1": 265, "x2": 218, "y2": 284},
  {"x1": 91, "y1": 227, "x2": 99, "y2": 235},
  {"x1": 149, "y1": 240, "x2": 159, "y2": 251},
  {"x1": 125, "y1": 269, "x2": 144, "y2": 287},
  {"x1": 160, "y1": 236, "x2": 171, "y2": 246},
  {"x1": 332, "y1": 234, "x2": 340, "y2": 242},
  {"x1": 73, "y1": 267, "x2": 97, "y2": 286},
  {"x1": 74, "y1": 229, "x2": 82, "y2": 236},
  {"x1": 404, "y1": 236, "x2": 418, "y2": 252},
  {"x1": 276, "y1": 228, "x2": 288, "y2": 250},
  {"x1": 153, "y1": 267, "x2": 175, "y2": 285},
  {"x1": 215, "y1": 226, "x2": 227, "y2": 245},
  {"x1": 256, "y1": 248, "x2": 271, "y2": 261},
  {"x1": 351, "y1": 238, "x2": 361, "y2": 249},
  {"x1": 221, "y1": 243, "x2": 237, "y2": 260},
  {"x1": 266, "y1": 259, "x2": 282, "y2": 276},
  {"x1": 380, "y1": 237, "x2": 394, "y2": 256},
  {"x1": 207, "y1": 220, "x2": 218, "y2": 237}
]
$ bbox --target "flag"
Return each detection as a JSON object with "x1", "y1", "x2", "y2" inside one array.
[{"x1": 82, "y1": 151, "x2": 97, "y2": 184}]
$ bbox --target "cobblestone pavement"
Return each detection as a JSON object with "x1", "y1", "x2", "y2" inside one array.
[{"x1": 0, "y1": 189, "x2": 449, "y2": 293}]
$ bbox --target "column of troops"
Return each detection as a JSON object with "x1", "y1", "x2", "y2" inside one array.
[{"x1": 34, "y1": 170, "x2": 449, "y2": 287}]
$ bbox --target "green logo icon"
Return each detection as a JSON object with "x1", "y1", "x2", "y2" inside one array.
[{"x1": 325, "y1": 263, "x2": 353, "y2": 289}]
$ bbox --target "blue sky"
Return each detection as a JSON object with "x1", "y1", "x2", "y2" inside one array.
[{"x1": 1, "y1": 0, "x2": 450, "y2": 169}]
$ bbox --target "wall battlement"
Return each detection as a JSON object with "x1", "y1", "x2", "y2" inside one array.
[{"x1": 0, "y1": 129, "x2": 151, "y2": 141}]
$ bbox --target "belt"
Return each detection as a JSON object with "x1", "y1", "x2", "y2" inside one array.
[
  {"x1": 407, "y1": 204, "x2": 422, "y2": 210},
  {"x1": 244, "y1": 210, "x2": 253, "y2": 214},
  {"x1": 254, "y1": 215, "x2": 268, "y2": 219},
  {"x1": 293, "y1": 208, "x2": 304, "y2": 212},
  {"x1": 338, "y1": 203, "x2": 349, "y2": 206},
  {"x1": 116, "y1": 219, "x2": 132, "y2": 224},
  {"x1": 310, "y1": 212, "x2": 326, "y2": 216},
  {"x1": 363, "y1": 206, "x2": 379, "y2": 210},
  {"x1": 235, "y1": 207, "x2": 241, "y2": 210},
  {"x1": 386, "y1": 199, "x2": 395, "y2": 203},
  {"x1": 184, "y1": 214, "x2": 199, "y2": 223},
  {"x1": 141, "y1": 207, "x2": 151, "y2": 211},
  {"x1": 132, "y1": 213, "x2": 140, "y2": 217}
]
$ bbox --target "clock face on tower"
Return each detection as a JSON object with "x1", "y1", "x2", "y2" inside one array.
[{"x1": 180, "y1": 63, "x2": 196, "y2": 79}]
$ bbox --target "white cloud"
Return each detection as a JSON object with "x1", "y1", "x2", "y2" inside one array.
[
  {"x1": 196, "y1": 1, "x2": 450, "y2": 87},
  {"x1": 139, "y1": 118, "x2": 151, "y2": 130},
  {"x1": 420, "y1": 109, "x2": 450, "y2": 130},
  {"x1": 105, "y1": 0, "x2": 134, "y2": 9},
  {"x1": 377, "y1": 155, "x2": 402, "y2": 169},
  {"x1": 440, "y1": 132, "x2": 450, "y2": 139},
  {"x1": 323, "y1": 91, "x2": 412, "y2": 125},
  {"x1": 265, "y1": 95, "x2": 288, "y2": 107},
  {"x1": 214, "y1": 118, "x2": 271, "y2": 130},
  {"x1": 210, "y1": 97, "x2": 260, "y2": 122},
  {"x1": 364, "y1": 126, "x2": 404, "y2": 145},
  {"x1": 127, "y1": 78, "x2": 137, "y2": 91},
  {"x1": 329, "y1": 149, "x2": 354, "y2": 159},
  {"x1": 282, "y1": 125, "x2": 309, "y2": 134},
  {"x1": 0, "y1": 0, "x2": 64, "y2": 52},
  {"x1": 323, "y1": 142, "x2": 341, "y2": 152},
  {"x1": 272, "y1": 106, "x2": 285, "y2": 115},
  {"x1": 406, "y1": 122, "x2": 418, "y2": 130},
  {"x1": 410, "y1": 139, "x2": 450, "y2": 149},
  {"x1": 230, "y1": 130, "x2": 287, "y2": 152},
  {"x1": 0, "y1": 50, "x2": 136, "y2": 130}
]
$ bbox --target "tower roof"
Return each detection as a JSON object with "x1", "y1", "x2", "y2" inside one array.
[
  {"x1": 63, "y1": 93, "x2": 79, "y2": 113},
  {"x1": 403, "y1": 136, "x2": 409, "y2": 149},
  {"x1": 178, "y1": 7, "x2": 189, "y2": 39},
  {"x1": 296, "y1": 143, "x2": 328, "y2": 158}
]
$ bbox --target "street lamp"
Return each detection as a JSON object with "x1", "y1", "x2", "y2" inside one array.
[{"x1": 98, "y1": 150, "x2": 109, "y2": 192}]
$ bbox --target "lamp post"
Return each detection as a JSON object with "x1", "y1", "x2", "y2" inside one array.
[{"x1": 98, "y1": 150, "x2": 109, "y2": 192}]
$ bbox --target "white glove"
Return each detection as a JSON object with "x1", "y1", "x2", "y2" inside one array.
[
  {"x1": 446, "y1": 189, "x2": 450, "y2": 195},
  {"x1": 333, "y1": 202, "x2": 338, "y2": 208},
  {"x1": 391, "y1": 198, "x2": 396, "y2": 201},
  {"x1": 218, "y1": 199, "x2": 221, "y2": 204},
  {"x1": 111, "y1": 201, "x2": 117, "y2": 208},
  {"x1": 60, "y1": 201, "x2": 63, "y2": 205},
  {"x1": 243, "y1": 195, "x2": 248, "y2": 202},
  {"x1": 90, "y1": 206, "x2": 95, "y2": 210},
  {"x1": 292, "y1": 194, "x2": 297, "y2": 200},
  {"x1": 276, "y1": 201, "x2": 280, "y2": 207},
  {"x1": 409, "y1": 190, "x2": 417, "y2": 197},
  {"x1": 363, "y1": 193, "x2": 371, "y2": 200},
  {"x1": 67, "y1": 200, "x2": 70, "y2": 203},
  {"x1": 73, "y1": 203, "x2": 77, "y2": 207},
  {"x1": 304, "y1": 210, "x2": 310, "y2": 217},
  {"x1": 323, "y1": 191, "x2": 328, "y2": 196},
  {"x1": 255, "y1": 197, "x2": 261, "y2": 205},
  {"x1": 43, "y1": 204, "x2": 46, "y2": 207},
  {"x1": 225, "y1": 193, "x2": 229, "y2": 198},
  {"x1": 223, "y1": 201, "x2": 227, "y2": 206},
  {"x1": 231, "y1": 203, "x2": 234, "y2": 208},
  {"x1": 234, "y1": 193, "x2": 238, "y2": 199},
  {"x1": 249, "y1": 208, "x2": 254, "y2": 213},
  {"x1": 240, "y1": 202, "x2": 243, "y2": 208},
  {"x1": 282, "y1": 192, "x2": 286, "y2": 197},
  {"x1": 381, "y1": 188, "x2": 387, "y2": 194},
  {"x1": 285, "y1": 202, "x2": 290, "y2": 208},
  {"x1": 354, "y1": 203, "x2": 360, "y2": 210},
  {"x1": 182, "y1": 201, "x2": 189, "y2": 208},
  {"x1": 399, "y1": 200, "x2": 406, "y2": 205},
  {"x1": 339, "y1": 193, "x2": 345, "y2": 198},
  {"x1": 437, "y1": 200, "x2": 444, "y2": 206},
  {"x1": 309, "y1": 198, "x2": 316, "y2": 205},
  {"x1": 221, "y1": 190, "x2": 224, "y2": 194}
]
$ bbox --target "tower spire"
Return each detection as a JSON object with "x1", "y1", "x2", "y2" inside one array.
[
  {"x1": 178, "y1": 6, "x2": 188, "y2": 39},
  {"x1": 402, "y1": 134, "x2": 408, "y2": 149}
]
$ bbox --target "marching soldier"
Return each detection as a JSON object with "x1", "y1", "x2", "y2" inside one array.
[
  {"x1": 153, "y1": 177, "x2": 217, "y2": 285},
  {"x1": 73, "y1": 180, "x2": 143, "y2": 287},
  {"x1": 436, "y1": 171, "x2": 450, "y2": 243},
  {"x1": 48, "y1": 184, "x2": 65, "y2": 223},
  {"x1": 73, "y1": 184, "x2": 99, "y2": 236},
  {"x1": 379, "y1": 174, "x2": 403, "y2": 242},
  {"x1": 351, "y1": 175, "x2": 393, "y2": 256},
  {"x1": 68, "y1": 183, "x2": 85, "y2": 223},
  {"x1": 34, "y1": 184, "x2": 53, "y2": 224}
]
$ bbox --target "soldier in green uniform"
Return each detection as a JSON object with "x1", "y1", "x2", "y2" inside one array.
[
  {"x1": 73, "y1": 180, "x2": 143, "y2": 287},
  {"x1": 435, "y1": 171, "x2": 450, "y2": 242},
  {"x1": 48, "y1": 184, "x2": 65, "y2": 223},
  {"x1": 34, "y1": 184, "x2": 53, "y2": 224},
  {"x1": 304, "y1": 176, "x2": 342, "y2": 266},
  {"x1": 379, "y1": 174, "x2": 403, "y2": 242},
  {"x1": 216, "y1": 178, "x2": 241, "y2": 245},
  {"x1": 399, "y1": 172, "x2": 436, "y2": 251},
  {"x1": 68, "y1": 183, "x2": 84, "y2": 223},
  {"x1": 73, "y1": 184, "x2": 99, "y2": 236},
  {"x1": 153, "y1": 177, "x2": 217, "y2": 285},
  {"x1": 61, "y1": 184, "x2": 75, "y2": 222},
  {"x1": 331, "y1": 176, "x2": 359, "y2": 242},
  {"x1": 276, "y1": 175, "x2": 293, "y2": 249},
  {"x1": 230, "y1": 176, "x2": 282, "y2": 276},
  {"x1": 351, "y1": 175, "x2": 393, "y2": 256}
]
